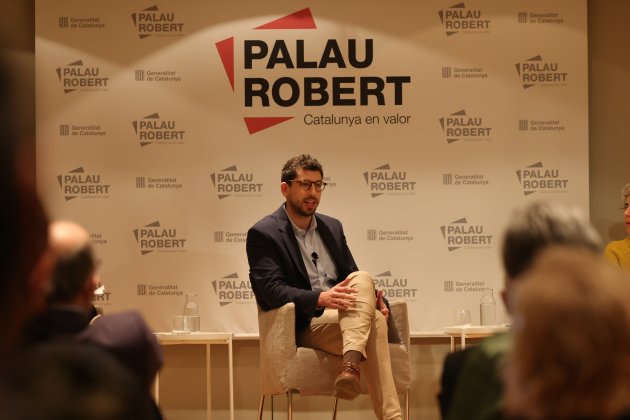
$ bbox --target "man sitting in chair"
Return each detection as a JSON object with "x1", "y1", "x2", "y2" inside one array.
[{"x1": 246, "y1": 154, "x2": 402, "y2": 420}]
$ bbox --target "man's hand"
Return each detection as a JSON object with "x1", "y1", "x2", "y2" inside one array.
[
  {"x1": 317, "y1": 276, "x2": 358, "y2": 310},
  {"x1": 377, "y1": 289, "x2": 389, "y2": 320}
]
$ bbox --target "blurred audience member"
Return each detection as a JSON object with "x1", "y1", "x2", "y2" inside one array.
[
  {"x1": 2, "y1": 342, "x2": 155, "y2": 420},
  {"x1": 23, "y1": 220, "x2": 163, "y2": 397},
  {"x1": 504, "y1": 247, "x2": 630, "y2": 419},
  {"x1": 22, "y1": 221, "x2": 100, "y2": 344},
  {"x1": 604, "y1": 183, "x2": 630, "y2": 269},
  {"x1": 0, "y1": 57, "x2": 159, "y2": 419},
  {"x1": 440, "y1": 201, "x2": 602, "y2": 420},
  {"x1": 0, "y1": 56, "x2": 52, "y2": 361}
]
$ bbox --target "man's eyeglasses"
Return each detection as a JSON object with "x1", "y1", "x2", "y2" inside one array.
[{"x1": 287, "y1": 179, "x2": 327, "y2": 192}]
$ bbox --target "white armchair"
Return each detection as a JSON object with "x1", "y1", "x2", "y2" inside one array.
[{"x1": 257, "y1": 300, "x2": 411, "y2": 419}]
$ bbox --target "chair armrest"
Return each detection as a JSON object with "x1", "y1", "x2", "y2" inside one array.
[
  {"x1": 257, "y1": 303, "x2": 300, "y2": 394},
  {"x1": 257, "y1": 302, "x2": 298, "y2": 360},
  {"x1": 389, "y1": 300, "x2": 411, "y2": 352}
]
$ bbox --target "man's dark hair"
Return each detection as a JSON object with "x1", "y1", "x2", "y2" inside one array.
[
  {"x1": 281, "y1": 154, "x2": 323, "y2": 182},
  {"x1": 48, "y1": 245, "x2": 96, "y2": 304},
  {"x1": 501, "y1": 201, "x2": 602, "y2": 279}
]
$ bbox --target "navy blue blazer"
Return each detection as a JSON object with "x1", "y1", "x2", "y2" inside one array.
[{"x1": 247, "y1": 205, "x2": 359, "y2": 332}]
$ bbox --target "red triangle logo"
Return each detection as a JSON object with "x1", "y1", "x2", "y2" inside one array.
[
  {"x1": 244, "y1": 117, "x2": 294, "y2": 134},
  {"x1": 255, "y1": 8, "x2": 316, "y2": 30},
  {"x1": 215, "y1": 37, "x2": 234, "y2": 91}
]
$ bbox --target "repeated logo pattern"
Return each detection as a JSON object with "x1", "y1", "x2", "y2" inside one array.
[{"x1": 36, "y1": 1, "x2": 587, "y2": 334}]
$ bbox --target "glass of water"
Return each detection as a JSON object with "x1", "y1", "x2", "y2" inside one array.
[
  {"x1": 455, "y1": 309, "x2": 472, "y2": 326},
  {"x1": 171, "y1": 315, "x2": 190, "y2": 334}
]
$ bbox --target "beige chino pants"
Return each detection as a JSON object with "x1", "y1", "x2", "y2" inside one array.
[{"x1": 297, "y1": 271, "x2": 402, "y2": 420}]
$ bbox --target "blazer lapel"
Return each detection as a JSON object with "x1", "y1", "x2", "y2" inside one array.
[
  {"x1": 316, "y1": 216, "x2": 347, "y2": 275},
  {"x1": 274, "y1": 206, "x2": 310, "y2": 287}
]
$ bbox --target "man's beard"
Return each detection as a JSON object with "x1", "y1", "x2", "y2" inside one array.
[{"x1": 289, "y1": 198, "x2": 317, "y2": 217}]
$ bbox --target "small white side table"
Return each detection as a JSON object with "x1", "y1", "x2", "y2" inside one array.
[
  {"x1": 154, "y1": 332, "x2": 234, "y2": 420},
  {"x1": 444, "y1": 325, "x2": 509, "y2": 351}
]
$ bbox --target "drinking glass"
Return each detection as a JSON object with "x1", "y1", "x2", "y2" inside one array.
[
  {"x1": 454, "y1": 309, "x2": 472, "y2": 326},
  {"x1": 172, "y1": 315, "x2": 190, "y2": 334}
]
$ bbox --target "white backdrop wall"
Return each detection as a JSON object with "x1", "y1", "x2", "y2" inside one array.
[{"x1": 35, "y1": 0, "x2": 588, "y2": 334}]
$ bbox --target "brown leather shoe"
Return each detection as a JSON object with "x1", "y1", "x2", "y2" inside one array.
[{"x1": 334, "y1": 361, "x2": 361, "y2": 400}]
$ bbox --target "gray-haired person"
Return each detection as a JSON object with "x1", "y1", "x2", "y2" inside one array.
[{"x1": 439, "y1": 200, "x2": 602, "y2": 420}]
